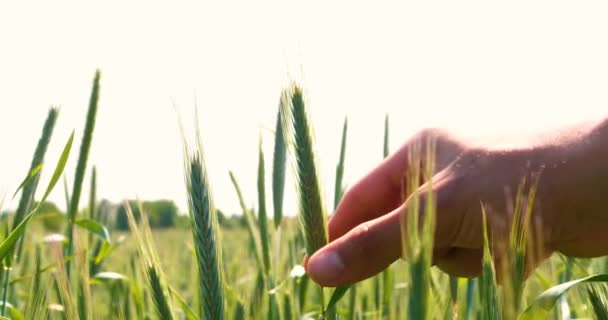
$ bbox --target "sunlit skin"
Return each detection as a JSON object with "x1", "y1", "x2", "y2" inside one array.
[{"x1": 305, "y1": 118, "x2": 608, "y2": 287}]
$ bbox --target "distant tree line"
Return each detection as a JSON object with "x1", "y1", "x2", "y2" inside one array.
[{"x1": 2, "y1": 199, "x2": 251, "y2": 232}]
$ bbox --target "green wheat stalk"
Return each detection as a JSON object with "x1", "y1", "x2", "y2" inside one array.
[
  {"x1": 279, "y1": 84, "x2": 329, "y2": 318},
  {"x1": 24, "y1": 246, "x2": 49, "y2": 320},
  {"x1": 587, "y1": 284, "x2": 608, "y2": 320},
  {"x1": 272, "y1": 104, "x2": 287, "y2": 228},
  {"x1": 333, "y1": 117, "x2": 347, "y2": 210},
  {"x1": 383, "y1": 113, "x2": 389, "y2": 158},
  {"x1": 257, "y1": 137, "x2": 272, "y2": 275},
  {"x1": 503, "y1": 175, "x2": 540, "y2": 319},
  {"x1": 148, "y1": 266, "x2": 174, "y2": 320},
  {"x1": 403, "y1": 137, "x2": 436, "y2": 320},
  {"x1": 3, "y1": 107, "x2": 58, "y2": 315},
  {"x1": 123, "y1": 202, "x2": 175, "y2": 320},
  {"x1": 279, "y1": 84, "x2": 328, "y2": 256},
  {"x1": 479, "y1": 205, "x2": 499, "y2": 320},
  {"x1": 228, "y1": 171, "x2": 264, "y2": 272},
  {"x1": 66, "y1": 70, "x2": 101, "y2": 276},
  {"x1": 184, "y1": 135, "x2": 225, "y2": 320},
  {"x1": 89, "y1": 167, "x2": 97, "y2": 220},
  {"x1": 256, "y1": 137, "x2": 282, "y2": 320},
  {"x1": 380, "y1": 114, "x2": 393, "y2": 318},
  {"x1": 13, "y1": 107, "x2": 59, "y2": 259}
]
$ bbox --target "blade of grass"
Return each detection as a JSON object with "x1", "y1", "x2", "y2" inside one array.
[
  {"x1": 519, "y1": 274, "x2": 608, "y2": 320},
  {"x1": 403, "y1": 137, "x2": 436, "y2": 320},
  {"x1": 74, "y1": 219, "x2": 111, "y2": 243},
  {"x1": 24, "y1": 246, "x2": 49, "y2": 320},
  {"x1": 279, "y1": 84, "x2": 328, "y2": 255},
  {"x1": 479, "y1": 205, "x2": 499, "y2": 320},
  {"x1": 587, "y1": 284, "x2": 608, "y2": 320},
  {"x1": 14, "y1": 107, "x2": 59, "y2": 246},
  {"x1": 228, "y1": 171, "x2": 264, "y2": 271},
  {"x1": 257, "y1": 137, "x2": 271, "y2": 275},
  {"x1": 272, "y1": 105, "x2": 287, "y2": 228},
  {"x1": 184, "y1": 122, "x2": 225, "y2": 320},
  {"x1": 279, "y1": 84, "x2": 328, "y2": 315},
  {"x1": 333, "y1": 117, "x2": 347, "y2": 210},
  {"x1": 0, "y1": 132, "x2": 74, "y2": 262},
  {"x1": 169, "y1": 286, "x2": 199, "y2": 320},
  {"x1": 380, "y1": 114, "x2": 393, "y2": 318},
  {"x1": 66, "y1": 70, "x2": 101, "y2": 277},
  {"x1": 383, "y1": 113, "x2": 390, "y2": 158},
  {"x1": 3, "y1": 108, "x2": 59, "y2": 315},
  {"x1": 123, "y1": 202, "x2": 175, "y2": 320}
]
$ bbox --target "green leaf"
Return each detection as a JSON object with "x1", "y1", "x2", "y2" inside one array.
[
  {"x1": 0, "y1": 301, "x2": 24, "y2": 320},
  {"x1": 94, "y1": 241, "x2": 114, "y2": 264},
  {"x1": 12, "y1": 164, "x2": 43, "y2": 200},
  {"x1": 43, "y1": 132, "x2": 75, "y2": 203},
  {"x1": 75, "y1": 218, "x2": 111, "y2": 243},
  {"x1": 519, "y1": 274, "x2": 608, "y2": 320},
  {"x1": 169, "y1": 286, "x2": 199, "y2": 320},
  {"x1": 327, "y1": 286, "x2": 351, "y2": 310},
  {"x1": 0, "y1": 132, "x2": 74, "y2": 261}
]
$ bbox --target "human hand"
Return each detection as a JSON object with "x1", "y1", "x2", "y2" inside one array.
[{"x1": 305, "y1": 124, "x2": 608, "y2": 287}]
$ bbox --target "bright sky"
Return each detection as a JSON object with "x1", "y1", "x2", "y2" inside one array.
[{"x1": 1, "y1": 1, "x2": 607, "y2": 215}]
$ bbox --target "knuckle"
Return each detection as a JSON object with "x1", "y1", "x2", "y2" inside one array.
[
  {"x1": 350, "y1": 222, "x2": 374, "y2": 255},
  {"x1": 417, "y1": 127, "x2": 445, "y2": 140}
]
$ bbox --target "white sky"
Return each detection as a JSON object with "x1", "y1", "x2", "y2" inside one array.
[{"x1": 1, "y1": 1, "x2": 607, "y2": 215}]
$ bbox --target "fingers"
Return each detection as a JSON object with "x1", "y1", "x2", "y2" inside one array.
[
  {"x1": 328, "y1": 129, "x2": 465, "y2": 242},
  {"x1": 306, "y1": 207, "x2": 402, "y2": 287},
  {"x1": 307, "y1": 179, "x2": 465, "y2": 287},
  {"x1": 328, "y1": 145, "x2": 410, "y2": 242}
]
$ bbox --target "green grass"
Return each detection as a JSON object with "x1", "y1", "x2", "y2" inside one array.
[{"x1": 2, "y1": 75, "x2": 608, "y2": 320}]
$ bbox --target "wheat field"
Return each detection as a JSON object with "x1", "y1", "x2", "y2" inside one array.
[{"x1": 1, "y1": 71, "x2": 608, "y2": 319}]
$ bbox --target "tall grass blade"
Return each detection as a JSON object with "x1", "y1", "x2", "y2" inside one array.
[
  {"x1": 13, "y1": 107, "x2": 58, "y2": 235},
  {"x1": 279, "y1": 84, "x2": 328, "y2": 257},
  {"x1": 76, "y1": 246, "x2": 93, "y2": 320},
  {"x1": 280, "y1": 84, "x2": 329, "y2": 316},
  {"x1": 503, "y1": 175, "x2": 539, "y2": 319},
  {"x1": 51, "y1": 244, "x2": 77, "y2": 320},
  {"x1": 9, "y1": 108, "x2": 59, "y2": 311},
  {"x1": 257, "y1": 137, "x2": 271, "y2": 274},
  {"x1": 228, "y1": 171, "x2": 264, "y2": 270},
  {"x1": 479, "y1": 206, "x2": 499, "y2": 320},
  {"x1": 148, "y1": 266, "x2": 174, "y2": 320},
  {"x1": 333, "y1": 117, "x2": 347, "y2": 210},
  {"x1": 272, "y1": 104, "x2": 287, "y2": 228},
  {"x1": 327, "y1": 286, "x2": 349, "y2": 310},
  {"x1": 66, "y1": 70, "x2": 101, "y2": 276},
  {"x1": 519, "y1": 274, "x2": 608, "y2": 320},
  {"x1": 123, "y1": 202, "x2": 175, "y2": 320},
  {"x1": 464, "y1": 279, "x2": 476, "y2": 320},
  {"x1": 347, "y1": 284, "x2": 357, "y2": 320},
  {"x1": 185, "y1": 144, "x2": 225, "y2": 320},
  {"x1": 380, "y1": 114, "x2": 393, "y2": 318},
  {"x1": 327, "y1": 117, "x2": 351, "y2": 318},
  {"x1": 0, "y1": 132, "x2": 74, "y2": 262},
  {"x1": 233, "y1": 301, "x2": 245, "y2": 320},
  {"x1": 587, "y1": 284, "x2": 608, "y2": 320},
  {"x1": 383, "y1": 113, "x2": 389, "y2": 158},
  {"x1": 403, "y1": 138, "x2": 436, "y2": 320},
  {"x1": 24, "y1": 246, "x2": 49, "y2": 320},
  {"x1": 88, "y1": 167, "x2": 96, "y2": 220}
]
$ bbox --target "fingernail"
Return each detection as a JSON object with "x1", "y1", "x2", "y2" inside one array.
[{"x1": 307, "y1": 251, "x2": 344, "y2": 283}]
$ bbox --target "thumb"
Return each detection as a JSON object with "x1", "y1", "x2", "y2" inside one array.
[
  {"x1": 305, "y1": 173, "x2": 465, "y2": 287},
  {"x1": 305, "y1": 207, "x2": 402, "y2": 287}
]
